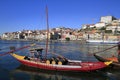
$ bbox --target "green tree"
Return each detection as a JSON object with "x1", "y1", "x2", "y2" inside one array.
[{"x1": 65, "y1": 37, "x2": 70, "y2": 41}]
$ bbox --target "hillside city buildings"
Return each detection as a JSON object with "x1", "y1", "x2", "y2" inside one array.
[{"x1": 1, "y1": 15, "x2": 120, "y2": 41}]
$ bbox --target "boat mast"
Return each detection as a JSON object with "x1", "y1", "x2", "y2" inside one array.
[{"x1": 45, "y1": 6, "x2": 49, "y2": 59}]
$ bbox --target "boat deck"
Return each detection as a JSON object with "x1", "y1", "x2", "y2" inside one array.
[{"x1": 24, "y1": 56, "x2": 81, "y2": 66}]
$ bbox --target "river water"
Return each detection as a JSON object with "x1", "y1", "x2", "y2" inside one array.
[{"x1": 0, "y1": 40, "x2": 120, "y2": 80}]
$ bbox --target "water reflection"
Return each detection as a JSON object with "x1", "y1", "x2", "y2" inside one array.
[
  {"x1": 10, "y1": 65, "x2": 107, "y2": 80},
  {"x1": 1, "y1": 64, "x2": 120, "y2": 80},
  {"x1": 0, "y1": 66, "x2": 10, "y2": 80}
]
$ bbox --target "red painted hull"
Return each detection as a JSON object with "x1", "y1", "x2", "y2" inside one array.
[
  {"x1": 16, "y1": 59, "x2": 107, "y2": 72},
  {"x1": 11, "y1": 53, "x2": 110, "y2": 72}
]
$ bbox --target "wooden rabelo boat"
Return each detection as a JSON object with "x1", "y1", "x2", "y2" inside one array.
[{"x1": 10, "y1": 50, "x2": 112, "y2": 72}]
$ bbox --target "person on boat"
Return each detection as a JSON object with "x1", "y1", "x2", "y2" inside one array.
[
  {"x1": 118, "y1": 42, "x2": 120, "y2": 62},
  {"x1": 29, "y1": 49, "x2": 36, "y2": 58},
  {"x1": 35, "y1": 48, "x2": 44, "y2": 60},
  {"x1": 34, "y1": 51, "x2": 40, "y2": 58}
]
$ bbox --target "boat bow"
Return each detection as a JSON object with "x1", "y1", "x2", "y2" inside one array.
[{"x1": 11, "y1": 53, "x2": 25, "y2": 60}]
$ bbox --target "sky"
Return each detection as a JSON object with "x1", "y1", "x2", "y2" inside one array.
[{"x1": 0, "y1": 0, "x2": 120, "y2": 35}]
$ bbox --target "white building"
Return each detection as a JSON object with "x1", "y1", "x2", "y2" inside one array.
[
  {"x1": 95, "y1": 22, "x2": 106, "y2": 29},
  {"x1": 89, "y1": 24, "x2": 95, "y2": 28},
  {"x1": 100, "y1": 16, "x2": 116, "y2": 23},
  {"x1": 81, "y1": 24, "x2": 89, "y2": 29},
  {"x1": 81, "y1": 24, "x2": 95, "y2": 29},
  {"x1": 106, "y1": 26, "x2": 120, "y2": 33},
  {"x1": 2, "y1": 33, "x2": 8, "y2": 39}
]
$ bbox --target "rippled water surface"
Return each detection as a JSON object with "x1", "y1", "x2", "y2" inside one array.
[{"x1": 0, "y1": 40, "x2": 120, "y2": 80}]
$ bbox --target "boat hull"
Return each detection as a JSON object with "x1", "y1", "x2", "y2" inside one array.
[
  {"x1": 18, "y1": 60, "x2": 107, "y2": 72},
  {"x1": 11, "y1": 53, "x2": 110, "y2": 72}
]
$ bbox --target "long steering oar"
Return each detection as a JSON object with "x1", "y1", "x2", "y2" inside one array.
[
  {"x1": 0, "y1": 43, "x2": 36, "y2": 56},
  {"x1": 87, "y1": 44, "x2": 118, "y2": 56}
]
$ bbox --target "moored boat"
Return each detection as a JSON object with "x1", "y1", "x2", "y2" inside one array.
[
  {"x1": 10, "y1": 52, "x2": 112, "y2": 72},
  {"x1": 94, "y1": 53, "x2": 120, "y2": 67},
  {"x1": 86, "y1": 39, "x2": 119, "y2": 44},
  {"x1": 94, "y1": 53, "x2": 118, "y2": 62},
  {"x1": 94, "y1": 42, "x2": 120, "y2": 67}
]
